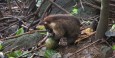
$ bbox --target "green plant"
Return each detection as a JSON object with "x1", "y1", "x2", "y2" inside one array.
[{"x1": 16, "y1": 27, "x2": 24, "y2": 35}]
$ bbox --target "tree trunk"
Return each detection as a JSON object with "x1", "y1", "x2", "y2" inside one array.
[{"x1": 95, "y1": 0, "x2": 109, "y2": 39}]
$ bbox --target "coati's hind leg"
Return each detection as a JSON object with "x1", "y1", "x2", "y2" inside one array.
[{"x1": 66, "y1": 35, "x2": 78, "y2": 45}]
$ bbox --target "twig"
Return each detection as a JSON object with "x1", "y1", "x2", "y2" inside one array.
[
  {"x1": 14, "y1": 0, "x2": 22, "y2": 10},
  {"x1": 38, "y1": 32, "x2": 49, "y2": 46},
  {"x1": 30, "y1": 53, "x2": 35, "y2": 58},
  {"x1": 38, "y1": 0, "x2": 56, "y2": 25},
  {"x1": 48, "y1": 0, "x2": 70, "y2": 14},
  {"x1": 27, "y1": 0, "x2": 57, "y2": 31},
  {"x1": 34, "y1": 0, "x2": 46, "y2": 16},
  {"x1": 0, "y1": 22, "x2": 18, "y2": 32},
  {"x1": 4, "y1": 46, "x2": 19, "y2": 54},
  {"x1": 0, "y1": 17, "x2": 13, "y2": 21},
  {"x1": 102, "y1": 38, "x2": 112, "y2": 48},
  {"x1": 4, "y1": 30, "x2": 46, "y2": 40},
  {"x1": 16, "y1": 32, "x2": 48, "y2": 58},
  {"x1": 80, "y1": 0, "x2": 84, "y2": 11},
  {"x1": 69, "y1": 39, "x2": 101, "y2": 58},
  {"x1": 83, "y1": 1, "x2": 115, "y2": 14},
  {"x1": 83, "y1": 1, "x2": 100, "y2": 9},
  {"x1": 17, "y1": 45, "x2": 44, "y2": 58},
  {"x1": 7, "y1": 0, "x2": 13, "y2": 15},
  {"x1": 26, "y1": 0, "x2": 37, "y2": 15},
  {"x1": 27, "y1": 0, "x2": 46, "y2": 31}
]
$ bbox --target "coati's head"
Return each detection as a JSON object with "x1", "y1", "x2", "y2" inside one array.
[{"x1": 43, "y1": 17, "x2": 54, "y2": 34}]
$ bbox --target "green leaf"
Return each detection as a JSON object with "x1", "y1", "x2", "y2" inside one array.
[
  {"x1": 14, "y1": 50, "x2": 23, "y2": 57},
  {"x1": 44, "y1": 49, "x2": 57, "y2": 58},
  {"x1": 112, "y1": 45, "x2": 115, "y2": 50},
  {"x1": 7, "y1": 52, "x2": 16, "y2": 57},
  {"x1": 0, "y1": 43, "x2": 3, "y2": 50},
  {"x1": 36, "y1": 25, "x2": 45, "y2": 30},
  {"x1": 9, "y1": 57, "x2": 15, "y2": 58},
  {"x1": 7, "y1": 50, "x2": 23, "y2": 58},
  {"x1": 71, "y1": 7, "x2": 78, "y2": 14},
  {"x1": 16, "y1": 27, "x2": 24, "y2": 35},
  {"x1": 112, "y1": 24, "x2": 115, "y2": 29}
]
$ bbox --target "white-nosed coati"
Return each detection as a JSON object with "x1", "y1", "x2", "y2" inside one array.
[{"x1": 43, "y1": 14, "x2": 81, "y2": 45}]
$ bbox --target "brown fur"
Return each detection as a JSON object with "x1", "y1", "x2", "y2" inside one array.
[{"x1": 43, "y1": 14, "x2": 81, "y2": 45}]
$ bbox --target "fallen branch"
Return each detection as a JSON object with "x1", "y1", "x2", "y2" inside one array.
[{"x1": 2, "y1": 31, "x2": 45, "y2": 52}]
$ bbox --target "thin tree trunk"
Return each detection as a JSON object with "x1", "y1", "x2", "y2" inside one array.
[{"x1": 95, "y1": 0, "x2": 109, "y2": 39}]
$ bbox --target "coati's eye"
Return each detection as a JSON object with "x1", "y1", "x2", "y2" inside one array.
[
  {"x1": 44, "y1": 22, "x2": 47, "y2": 24},
  {"x1": 44, "y1": 23, "x2": 53, "y2": 33}
]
